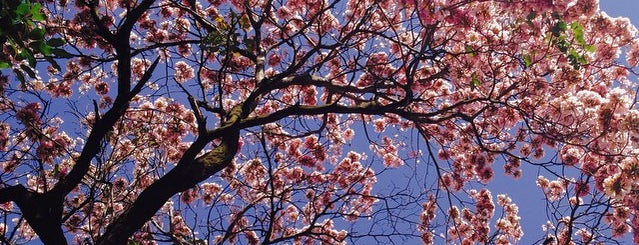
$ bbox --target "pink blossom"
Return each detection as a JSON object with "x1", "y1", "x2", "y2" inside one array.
[
  {"x1": 268, "y1": 53, "x2": 282, "y2": 67},
  {"x1": 180, "y1": 188, "x2": 198, "y2": 204},
  {"x1": 131, "y1": 58, "x2": 152, "y2": 78},
  {"x1": 382, "y1": 153, "x2": 402, "y2": 168},
  {"x1": 174, "y1": 61, "x2": 195, "y2": 83},
  {"x1": 559, "y1": 146, "x2": 582, "y2": 166},
  {"x1": 0, "y1": 123, "x2": 9, "y2": 151},
  {"x1": 301, "y1": 86, "x2": 318, "y2": 105},
  {"x1": 16, "y1": 103, "x2": 42, "y2": 139},
  {"x1": 477, "y1": 167, "x2": 494, "y2": 184},
  {"x1": 602, "y1": 174, "x2": 631, "y2": 200},
  {"x1": 46, "y1": 80, "x2": 73, "y2": 97},
  {"x1": 574, "y1": 180, "x2": 590, "y2": 197},
  {"x1": 4, "y1": 0, "x2": 639, "y2": 243},
  {"x1": 342, "y1": 128, "x2": 355, "y2": 141},
  {"x1": 373, "y1": 118, "x2": 386, "y2": 132},
  {"x1": 612, "y1": 223, "x2": 630, "y2": 238},
  {"x1": 94, "y1": 82, "x2": 109, "y2": 95}
]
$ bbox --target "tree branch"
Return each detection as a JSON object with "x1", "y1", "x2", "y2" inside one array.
[
  {"x1": 0, "y1": 185, "x2": 27, "y2": 206},
  {"x1": 97, "y1": 105, "x2": 243, "y2": 244}
]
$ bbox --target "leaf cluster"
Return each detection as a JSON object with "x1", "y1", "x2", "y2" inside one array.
[
  {"x1": 522, "y1": 12, "x2": 595, "y2": 70},
  {"x1": 546, "y1": 13, "x2": 595, "y2": 70},
  {"x1": 201, "y1": 11, "x2": 253, "y2": 56},
  {"x1": 0, "y1": 0, "x2": 70, "y2": 84}
]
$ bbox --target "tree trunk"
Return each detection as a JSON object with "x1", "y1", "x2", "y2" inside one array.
[{"x1": 14, "y1": 188, "x2": 67, "y2": 245}]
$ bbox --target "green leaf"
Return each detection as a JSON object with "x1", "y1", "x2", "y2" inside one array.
[
  {"x1": 204, "y1": 31, "x2": 223, "y2": 46},
  {"x1": 569, "y1": 49, "x2": 579, "y2": 59},
  {"x1": 545, "y1": 33, "x2": 553, "y2": 44},
  {"x1": 40, "y1": 42, "x2": 52, "y2": 55},
  {"x1": 244, "y1": 38, "x2": 254, "y2": 51},
  {"x1": 51, "y1": 48, "x2": 73, "y2": 58},
  {"x1": 32, "y1": 2, "x2": 43, "y2": 11},
  {"x1": 13, "y1": 68, "x2": 26, "y2": 88},
  {"x1": 570, "y1": 22, "x2": 586, "y2": 46},
  {"x1": 567, "y1": 49, "x2": 585, "y2": 70},
  {"x1": 557, "y1": 37, "x2": 569, "y2": 53},
  {"x1": 472, "y1": 77, "x2": 481, "y2": 87},
  {"x1": 526, "y1": 11, "x2": 537, "y2": 21},
  {"x1": 28, "y1": 28, "x2": 45, "y2": 40},
  {"x1": 27, "y1": 40, "x2": 51, "y2": 55},
  {"x1": 53, "y1": 164, "x2": 60, "y2": 177},
  {"x1": 465, "y1": 45, "x2": 475, "y2": 57},
  {"x1": 551, "y1": 21, "x2": 567, "y2": 37},
  {"x1": 31, "y1": 11, "x2": 45, "y2": 21},
  {"x1": 30, "y1": 3, "x2": 45, "y2": 21},
  {"x1": 471, "y1": 74, "x2": 481, "y2": 90},
  {"x1": 6, "y1": 41, "x2": 18, "y2": 55},
  {"x1": 46, "y1": 38, "x2": 66, "y2": 47},
  {"x1": 558, "y1": 22, "x2": 567, "y2": 31},
  {"x1": 577, "y1": 54, "x2": 587, "y2": 65},
  {"x1": 44, "y1": 56, "x2": 61, "y2": 71},
  {"x1": 525, "y1": 11, "x2": 536, "y2": 27},
  {"x1": 569, "y1": 22, "x2": 580, "y2": 30},
  {"x1": 584, "y1": 45, "x2": 596, "y2": 52},
  {"x1": 18, "y1": 48, "x2": 36, "y2": 66},
  {"x1": 239, "y1": 14, "x2": 251, "y2": 30},
  {"x1": 20, "y1": 64, "x2": 36, "y2": 78},
  {"x1": 523, "y1": 54, "x2": 532, "y2": 68},
  {"x1": 28, "y1": 56, "x2": 36, "y2": 67},
  {"x1": 24, "y1": 52, "x2": 36, "y2": 67},
  {"x1": 0, "y1": 62, "x2": 10, "y2": 69},
  {"x1": 30, "y1": 41, "x2": 52, "y2": 55},
  {"x1": 16, "y1": 2, "x2": 30, "y2": 16},
  {"x1": 15, "y1": 51, "x2": 25, "y2": 61}
]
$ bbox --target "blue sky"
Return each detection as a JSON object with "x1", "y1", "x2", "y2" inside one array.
[{"x1": 602, "y1": 0, "x2": 639, "y2": 24}]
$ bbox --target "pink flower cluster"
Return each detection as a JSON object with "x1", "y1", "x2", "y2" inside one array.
[
  {"x1": 444, "y1": 189, "x2": 497, "y2": 244},
  {"x1": 537, "y1": 176, "x2": 568, "y2": 202}
]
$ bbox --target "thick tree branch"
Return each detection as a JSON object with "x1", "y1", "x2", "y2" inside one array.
[
  {"x1": 119, "y1": 0, "x2": 157, "y2": 36},
  {"x1": 0, "y1": 185, "x2": 67, "y2": 244},
  {"x1": 0, "y1": 185, "x2": 27, "y2": 204},
  {"x1": 97, "y1": 105, "x2": 243, "y2": 244}
]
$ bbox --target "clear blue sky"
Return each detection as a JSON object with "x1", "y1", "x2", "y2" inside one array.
[{"x1": 602, "y1": 0, "x2": 639, "y2": 25}]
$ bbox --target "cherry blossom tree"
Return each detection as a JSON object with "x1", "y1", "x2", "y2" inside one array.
[{"x1": 1, "y1": 0, "x2": 639, "y2": 244}]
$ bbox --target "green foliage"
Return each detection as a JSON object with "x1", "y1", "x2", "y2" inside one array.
[
  {"x1": 526, "y1": 11, "x2": 536, "y2": 22},
  {"x1": 568, "y1": 49, "x2": 588, "y2": 69},
  {"x1": 471, "y1": 73, "x2": 481, "y2": 90},
  {"x1": 201, "y1": 11, "x2": 254, "y2": 56},
  {"x1": 570, "y1": 22, "x2": 586, "y2": 46},
  {"x1": 522, "y1": 53, "x2": 532, "y2": 68},
  {"x1": 465, "y1": 45, "x2": 475, "y2": 58},
  {"x1": 521, "y1": 12, "x2": 596, "y2": 71},
  {"x1": 543, "y1": 14, "x2": 595, "y2": 70},
  {"x1": 0, "y1": 0, "x2": 69, "y2": 84},
  {"x1": 550, "y1": 21, "x2": 567, "y2": 37}
]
